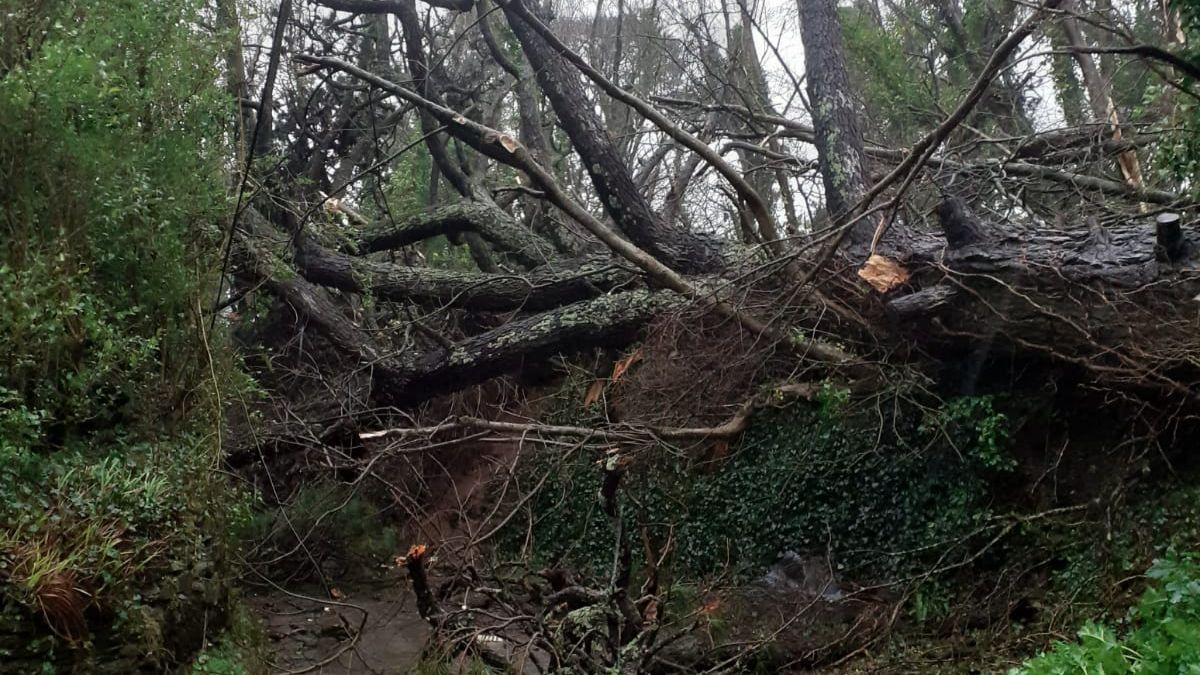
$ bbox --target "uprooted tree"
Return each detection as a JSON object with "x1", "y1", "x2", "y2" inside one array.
[{"x1": 216, "y1": 0, "x2": 1200, "y2": 668}]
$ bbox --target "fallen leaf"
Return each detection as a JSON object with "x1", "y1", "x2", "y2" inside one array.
[{"x1": 857, "y1": 254, "x2": 909, "y2": 293}]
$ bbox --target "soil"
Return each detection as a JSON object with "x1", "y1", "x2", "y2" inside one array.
[{"x1": 247, "y1": 583, "x2": 428, "y2": 674}]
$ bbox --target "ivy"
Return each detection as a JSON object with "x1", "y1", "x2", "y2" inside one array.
[{"x1": 503, "y1": 393, "x2": 1008, "y2": 582}]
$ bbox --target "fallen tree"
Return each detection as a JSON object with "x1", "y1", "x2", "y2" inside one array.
[{"x1": 225, "y1": 0, "x2": 1200, "y2": 422}]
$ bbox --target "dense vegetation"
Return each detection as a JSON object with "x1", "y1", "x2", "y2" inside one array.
[
  {"x1": 5, "y1": 0, "x2": 1200, "y2": 672},
  {"x1": 0, "y1": 0, "x2": 250, "y2": 669},
  {"x1": 507, "y1": 390, "x2": 1009, "y2": 581},
  {"x1": 1014, "y1": 555, "x2": 1200, "y2": 674}
]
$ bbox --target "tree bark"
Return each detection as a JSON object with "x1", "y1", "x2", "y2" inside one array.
[
  {"x1": 879, "y1": 200, "x2": 1200, "y2": 399},
  {"x1": 351, "y1": 201, "x2": 556, "y2": 267},
  {"x1": 500, "y1": 1, "x2": 726, "y2": 273},
  {"x1": 297, "y1": 242, "x2": 638, "y2": 311},
  {"x1": 796, "y1": 0, "x2": 871, "y2": 244},
  {"x1": 385, "y1": 289, "x2": 679, "y2": 404},
  {"x1": 1060, "y1": 0, "x2": 1146, "y2": 194}
]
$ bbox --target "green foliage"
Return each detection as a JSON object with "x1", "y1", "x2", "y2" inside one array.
[
  {"x1": 410, "y1": 647, "x2": 496, "y2": 675},
  {"x1": 1012, "y1": 554, "x2": 1200, "y2": 674},
  {"x1": 504, "y1": 392, "x2": 1009, "y2": 582},
  {"x1": 841, "y1": 7, "x2": 943, "y2": 144},
  {"x1": 0, "y1": 0, "x2": 249, "y2": 664},
  {"x1": 1158, "y1": 1, "x2": 1200, "y2": 194},
  {"x1": 677, "y1": 402, "x2": 994, "y2": 579},
  {"x1": 0, "y1": 0, "x2": 231, "y2": 449},
  {"x1": 381, "y1": 130, "x2": 432, "y2": 221},
  {"x1": 924, "y1": 395, "x2": 1015, "y2": 472}
]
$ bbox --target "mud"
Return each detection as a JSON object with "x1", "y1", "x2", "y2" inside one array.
[{"x1": 248, "y1": 583, "x2": 428, "y2": 674}]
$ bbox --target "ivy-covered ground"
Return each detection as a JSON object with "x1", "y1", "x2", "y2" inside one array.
[
  {"x1": 492, "y1": 375, "x2": 1200, "y2": 672},
  {"x1": 502, "y1": 385, "x2": 1013, "y2": 582}
]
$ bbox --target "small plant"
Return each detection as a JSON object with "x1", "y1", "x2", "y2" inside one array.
[
  {"x1": 923, "y1": 395, "x2": 1016, "y2": 472},
  {"x1": 1012, "y1": 553, "x2": 1200, "y2": 674},
  {"x1": 909, "y1": 578, "x2": 953, "y2": 624},
  {"x1": 186, "y1": 600, "x2": 268, "y2": 675}
]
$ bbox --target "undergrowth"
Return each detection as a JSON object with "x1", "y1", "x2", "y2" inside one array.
[
  {"x1": 503, "y1": 384, "x2": 1013, "y2": 583},
  {"x1": 0, "y1": 0, "x2": 250, "y2": 668},
  {"x1": 245, "y1": 481, "x2": 401, "y2": 579},
  {"x1": 186, "y1": 599, "x2": 269, "y2": 675},
  {"x1": 1013, "y1": 554, "x2": 1200, "y2": 673}
]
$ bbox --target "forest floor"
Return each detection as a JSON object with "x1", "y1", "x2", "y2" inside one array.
[
  {"x1": 242, "y1": 429, "x2": 519, "y2": 674},
  {"x1": 247, "y1": 581, "x2": 427, "y2": 673}
]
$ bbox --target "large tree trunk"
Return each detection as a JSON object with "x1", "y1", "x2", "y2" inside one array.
[
  {"x1": 500, "y1": 1, "x2": 725, "y2": 273},
  {"x1": 879, "y1": 201, "x2": 1200, "y2": 401},
  {"x1": 350, "y1": 202, "x2": 556, "y2": 267},
  {"x1": 385, "y1": 289, "x2": 678, "y2": 404},
  {"x1": 296, "y1": 242, "x2": 637, "y2": 311},
  {"x1": 796, "y1": 0, "x2": 871, "y2": 243}
]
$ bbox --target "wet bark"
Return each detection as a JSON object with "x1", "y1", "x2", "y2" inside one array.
[
  {"x1": 383, "y1": 289, "x2": 678, "y2": 404},
  {"x1": 351, "y1": 202, "x2": 556, "y2": 267},
  {"x1": 879, "y1": 201, "x2": 1200, "y2": 398},
  {"x1": 796, "y1": 0, "x2": 871, "y2": 244},
  {"x1": 297, "y1": 242, "x2": 639, "y2": 312},
  {"x1": 500, "y1": 0, "x2": 725, "y2": 273}
]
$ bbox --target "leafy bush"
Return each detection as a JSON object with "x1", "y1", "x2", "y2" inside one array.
[
  {"x1": 0, "y1": 0, "x2": 249, "y2": 665},
  {"x1": 0, "y1": 0, "x2": 231, "y2": 445},
  {"x1": 1012, "y1": 554, "x2": 1200, "y2": 674},
  {"x1": 1155, "y1": 1, "x2": 1200, "y2": 194}
]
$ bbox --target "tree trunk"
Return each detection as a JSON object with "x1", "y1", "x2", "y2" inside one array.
[
  {"x1": 796, "y1": 0, "x2": 871, "y2": 243},
  {"x1": 879, "y1": 201, "x2": 1200, "y2": 400},
  {"x1": 501, "y1": 0, "x2": 725, "y2": 273},
  {"x1": 1060, "y1": 0, "x2": 1146, "y2": 194},
  {"x1": 297, "y1": 242, "x2": 637, "y2": 312}
]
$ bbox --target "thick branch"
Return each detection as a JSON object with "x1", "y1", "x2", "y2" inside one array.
[
  {"x1": 495, "y1": 1, "x2": 725, "y2": 273},
  {"x1": 382, "y1": 290, "x2": 681, "y2": 404},
  {"x1": 352, "y1": 201, "x2": 556, "y2": 267},
  {"x1": 297, "y1": 241, "x2": 639, "y2": 311},
  {"x1": 294, "y1": 54, "x2": 855, "y2": 365},
  {"x1": 498, "y1": 0, "x2": 785, "y2": 253}
]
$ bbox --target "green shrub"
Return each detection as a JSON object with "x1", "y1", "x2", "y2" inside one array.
[
  {"x1": 186, "y1": 599, "x2": 268, "y2": 675},
  {"x1": 1012, "y1": 554, "x2": 1200, "y2": 674},
  {"x1": 0, "y1": 0, "x2": 249, "y2": 664}
]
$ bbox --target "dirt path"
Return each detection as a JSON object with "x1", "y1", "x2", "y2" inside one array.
[
  {"x1": 248, "y1": 583, "x2": 428, "y2": 674},
  {"x1": 248, "y1": 414, "x2": 535, "y2": 673}
]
